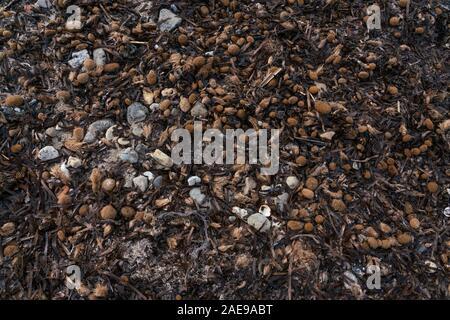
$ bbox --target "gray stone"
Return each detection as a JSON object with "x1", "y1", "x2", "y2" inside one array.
[
  {"x1": 36, "y1": 0, "x2": 52, "y2": 8},
  {"x1": 68, "y1": 50, "x2": 89, "y2": 68},
  {"x1": 133, "y1": 175, "x2": 148, "y2": 192},
  {"x1": 189, "y1": 188, "x2": 206, "y2": 205},
  {"x1": 119, "y1": 148, "x2": 139, "y2": 163},
  {"x1": 127, "y1": 102, "x2": 148, "y2": 125},
  {"x1": 131, "y1": 124, "x2": 144, "y2": 136},
  {"x1": 93, "y1": 48, "x2": 106, "y2": 66},
  {"x1": 45, "y1": 127, "x2": 59, "y2": 138},
  {"x1": 38, "y1": 146, "x2": 59, "y2": 161},
  {"x1": 158, "y1": 9, "x2": 182, "y2": 32},
  {"x1": 143, "y1": 171, "x2": 155, "y2": 183},
  {"x1": 190, "y1": 101, "x2": 208, "y2": 117},
  {"x1": 84, "y1": 119, "x2": 114, "y2": 143},
  {"x1": 275, "y1": 192, "x2": 289, "y2": 212},
  {"x1": 247, "y1": 213, "x2": 271, "y2": 232},
  {"x1": 123, "y1": 169, "x2": 136, "y2": 188},
  {"x1": 149, "y1": 103, "x2": 160, "y2": 112},
  {"x1": 135, "y1": 143, "x2": 149, "y2": 156},
  {"x1": 153, "y1": 176, "x2": 163, "y2": 189}
]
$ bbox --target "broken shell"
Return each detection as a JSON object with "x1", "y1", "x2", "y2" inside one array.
[
  {"x1": 259, "y1": 204, "x2": 271, "y2": 217},
  {"x1": 232, "y1": 206, "x2": 249, "y2": 219}
]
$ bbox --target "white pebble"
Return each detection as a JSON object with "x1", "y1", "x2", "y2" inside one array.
[
  {"x1": 93, "y1": 48, "x2": 106, "y2": 66},
  {"x1": 143, "y1": 171, "x2": 155, "y2": 183},
  {"x1": 187, "y1": 176, "x2": 201, "y2": 186},
  {"x1": 232, "y1": 207, "x2": 249, "y2": 219},
  {"x1": 189, "y1": 188, "x2": 206, "y2": 205},
  {"x1": 67, "y1": 156, "x2": 82, "y2": 168},
  {"x1": 68, "y1": 50, "x2": 89, "y2": 68},
  {"x1": 286, "y1": 176, "x2": 299, "y2": 189}
]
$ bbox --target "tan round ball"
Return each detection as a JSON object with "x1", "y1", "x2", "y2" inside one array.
[{"x1": 100, "y1": 205, "x2": 117, "y2": 220}]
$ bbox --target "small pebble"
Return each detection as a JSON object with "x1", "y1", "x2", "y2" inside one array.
[
  {"x1": 127, "y1": 102, "x2": 148, "y2": 125},
  {"x1": 93, "y1": 48, "x2": 106, "y2": 66},
  {"x1": 150, "y1": 149, "x2": 173, "y2": 168},
  {"x1": 190, "y1": 101, "x2": 208, "y2": 117},
  {"x1": 133, "y1": 175, "x2": 149, "y2": 192},
  {"x1": 143, "y1": 171, "x2": 155, "y2": 183},
  {"x1": 286, "y1": 176, "x2": 299, "y2": 189},
  {"x1": 67, "y1": 156, "x2": 82, "y2": 168},
  {"x1": 119, "y1": 148, "x2": 139, "y2": 163},
  {"x1": 189, "y1": 187, "x2": 206, "y2": 205},
  {"x1": 247, "y1": 213, "x2": 271, "y2": 232},
  {"x1": 68, "y1": 50, "x2": 89, "y2": 68},
  {"x1": 188, "y1": 176, "x2": 201, "y2": 186},
  {"x1": 83, "y1": 119, "x2": 114, "y2": 143},
  {"x1": 158, "y1": 9, "x2": 182, "y2": 32},
  {"x1": 153, "y1": 176, "x2": 163, "y2": 189},
  {"x1": 38, "y1": 146, "x2": 59, "y2": 161}
]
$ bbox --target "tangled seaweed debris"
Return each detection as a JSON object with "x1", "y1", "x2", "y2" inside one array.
[{"x1": 0, "y1": 0, "x2": 449, "y2": 299}]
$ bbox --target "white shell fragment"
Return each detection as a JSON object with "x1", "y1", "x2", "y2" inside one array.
[
  {"x1": 68, "y1": 50, "x2": 89, "y2": 68},
  {"x1": 93, "y1": 48, "x2": 106, "y2": 66},
  {"x1": 232, "y1": 207, "x2": 249, "y2": 219},
  {"x1": 286, "y1": 176, "x2": 299, "y2": 189},
  {"x1": 259, "y1": 205, "x2": 271, "y2": 217},
  {"x1": 187, "y1": 176, "x2": 201, "y2": 186},
  {"x1": 189, "y1": 188, "x2": 206, "y2": 205}
]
